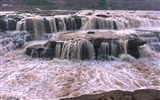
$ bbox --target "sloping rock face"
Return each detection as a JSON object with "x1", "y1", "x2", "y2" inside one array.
[{"x1": 60, "y1": 89, "x2": 160, "y2": 100}]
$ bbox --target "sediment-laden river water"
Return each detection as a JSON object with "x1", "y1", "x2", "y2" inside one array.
[
  {"x1": 1, "y1": 49, "x2": 160, "y2": 100},
  {"x1": 0, "y1": 10, "x2": 160, "y2": 100}
]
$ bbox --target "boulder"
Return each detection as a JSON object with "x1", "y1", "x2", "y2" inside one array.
[
  {"x1": 133, "y1": 89, "x2": 160, "y2": 100},
  {"x1": 25, "y1": 41, "x2": 56, "y2": 59},
  {"x1": 85, "y1": 12, "x2": 93, "y2": 16},
  {"x1": 24, "y1": 41, "x2": 47, "y2": 57},
  {"x1": 87, "y1": 31, "x2": 95, "y2": 34},
  {"x1": 96, "y1": 14, "x2": 111, "y2": 18}
]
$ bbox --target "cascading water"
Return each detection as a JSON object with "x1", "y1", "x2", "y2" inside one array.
[
  {"x1": 138, "y1": 30, "x2": 160, "y2": 53},
  {"x1": 0, "y1": 10, "x2": 160, "y2": 100},
  {"x1": 0, "y1": 31, "x2": 32, "y2": 56},
  {"x1": 51, "y1": 38, "x2": 95, "y2": 60},
  {"x1": 55, "y1": 42, "x2": 62, "y2": 58},
  {"x1": 11, "y1": 11, "x2": 160, "y2": 40},
  {"x1": 97, "y1": 39, "x2": 124, "y2": 60}
]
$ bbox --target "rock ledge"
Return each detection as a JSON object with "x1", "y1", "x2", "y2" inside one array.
[{"x1": 60, "y1": 89, "x2": 160, "y2": 100}]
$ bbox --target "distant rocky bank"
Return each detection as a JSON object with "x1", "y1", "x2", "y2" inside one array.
[{"x1": 61, "y1": 89, "x2": 160, "y2": 100}]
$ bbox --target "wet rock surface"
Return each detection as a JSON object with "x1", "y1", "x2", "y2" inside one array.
[
  {"x1": 24, "y1": 34, "x2": 146, "y2": 60},
  {"x1": 127, "y1": 38, "x2": 147, "y2": 58},
  {"x1": 0, "y1": 15, "x2": 23, "y2": 32},
  {"x1": 1, "y1": 11, "x2": 160, "y2": 60},
  {"x1": 60, "y1": 89, "x2": 160, "y2": 100},
  {"x1": 96, "y1": 14, "x2": 111, "y2": 18}
]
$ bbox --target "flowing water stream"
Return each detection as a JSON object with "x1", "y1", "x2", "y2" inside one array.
[{"x1": 0, "y1": 10, "x2": 160, "y2": 100}]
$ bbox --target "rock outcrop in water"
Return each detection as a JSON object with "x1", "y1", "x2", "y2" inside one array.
[
  {"x1": 127, "y1": 38, "x2": 147, "y2": 58},
  {"x1": 1, "y1": 11, "x2": 160, "y2": 60},
  {"x1": 1, "y1": 11, "x2": 160, "y2": 39},
  {"x1": 23, "y1": 30, "x2": 160, "y2": 60},
  {"x1": 0, "y1": 14, "x2": 23, "y2": 31},
  {"x1": 24, "y1": 31, "x2": 147, "y2": 60},
  {"x1": 60, "y1": 89, "x2": 160, "y2": 100}
]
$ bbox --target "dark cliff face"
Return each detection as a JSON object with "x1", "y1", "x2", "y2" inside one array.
[{"x1": 0, "y1": 0, "x2": 160, "y2": 10}]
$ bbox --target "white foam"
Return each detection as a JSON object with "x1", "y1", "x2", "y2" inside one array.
[
  {"x1": 0, "y1": 49, "x2": 160, "y2": 100},
  {"x1": 1, "y1": 10, "x2": 160, "y2": 100}
]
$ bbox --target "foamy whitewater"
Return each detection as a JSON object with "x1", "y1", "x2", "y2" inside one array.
[{"x1": 0, "y1": 10, "x2": 160, "y2": 100}]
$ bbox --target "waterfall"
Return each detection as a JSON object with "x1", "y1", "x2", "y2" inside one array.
[
  {"x1": 16, "y1": 17, "x2": 83, "y2": 39},
  {"x1": 16, "y1": 19, "x2": 24, "y2": 31},
  {"x1": 60, "y1": 39, "x2": 95, "y2": 60},
  {"x1": 98, "y1": 42, "x2": 110, "y2": 60},
  {"x1": 125, "y1": 16, "x2": 141, "y2": 28},
  {"x1": 1, "y1": 13, "x2": 160, "y2": 35},
  {"x1": 150, "y1": 43, "x2": 160, "y2": 52},
  {"x1": 81, "y1": 18, "x2": 88, "y2": 30},
  {"x1": 87, "y1": 17, "x2": 125, "y2": 30},
  {"x1": 139, "y1": 31, "x2": 160, "y2": 52},
  {"x1": 124, "y1": 40, "x2": 128, "y2": 54},
  {"x1": 0, "y1": 31, "x2": 32, "y2": 56},
  {"x1": 97, "y1": 39, "x2": 125, "y2": 60},
  {"x1": 1, "y1": 11, "x2": 160, "y2": 60},
  {"x1": 139, "y1": 44, "x2": 156, "y2": 58},
  {"x1": 124, "y1": 16, "x2": 160, "y2": 28},
  {"x1": 55, "y1": 42, "x2": 63, "y2": 58},
  {"x1": 55, "y1": 18, "x2": 66, "y2": 32},
  {"x1": 49, "y1": 18, "x2": 57, "y2": 33},
  {"x1": 7, "y1": 14, "x2": 159, "y2": 41}
]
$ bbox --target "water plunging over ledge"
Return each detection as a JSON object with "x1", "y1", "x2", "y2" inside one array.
[{"x1": 0, "y1": 10, "x2": 160, "y2": 100}]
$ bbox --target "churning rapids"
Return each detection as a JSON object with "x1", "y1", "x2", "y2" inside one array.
[{"x1": 0, "y1": 10, "x2": 160, "y2": 100}]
